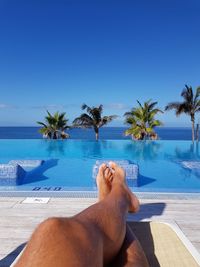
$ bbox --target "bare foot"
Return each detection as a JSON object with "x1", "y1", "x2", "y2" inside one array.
[
  {"x1": 96, "y1": 164, "x2": 113, "y2": 201},
  {"x1": 109, "y1": 161, "x2": 140, "y2": 213}
]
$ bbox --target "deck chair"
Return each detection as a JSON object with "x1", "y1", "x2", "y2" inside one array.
[{"x1": 128, "y1": 221, "x2": 200, "y2": 267}]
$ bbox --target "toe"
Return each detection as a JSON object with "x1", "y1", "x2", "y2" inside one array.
[
  {"x1": 109, "y1": 161, "x2": 117, "y2": 170},
  {"x1": 108, "y1": 173, "x2": 113, "y2": 182},
  {"x1": 99, "y1": 163, "x2": 107, "y2": 175},
  {"x1": 104, "y1": 167, "x2": 110, "y2": 178}
]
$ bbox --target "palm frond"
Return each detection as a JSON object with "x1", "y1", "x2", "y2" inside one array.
[
  {"x1": 136, "y1": 100, "x2": 143, "y2": 109},
  {"x1": 100, "y1": 115, "x2": 118, "y2": 126},
  {"x1": 147, "y1": 101, "x2": 158, "y2": 111},
  {"x1": 196, "y1": 87, "x2": 200, "y2": 97},
  {"x1": 194, "y1": 87, "x2": 200, "y2": 104},
  {"x1": 181, "y1": 85, "x2": 193, "y2": 103},
  {"x1": 98, "y1": 104, "x2": 103, "y2": 114},
  {"x1": 75, "y1": 103, "x2": 117, "y2": 139},
  {"x1": 73, "y1": 113, "x2": 94, "y2": 128},
  {"x1": 176, "y1": 103, "x2": 190, "y2": 116},
  {"x1": 37, "y1": 111, "x2": 70, "y2": 139},
  {"x1": 82, "y1": 103, "x2": 92, "y2": 114},
  {"x1": 150, "y1": 119, "x2": 163, "y2": 127},
  {"x1": 37, "y1": 121, "x2": 47, "y2": 127},
  {"x1": 125, "y1": 116, "x2": 136, "y2": 125},
  {"x1": 124, "y1": 100, "x2": 163, "y2": 140},
  {"x1": 165, "y1": 102, "x2": 181, "y2": 111}
]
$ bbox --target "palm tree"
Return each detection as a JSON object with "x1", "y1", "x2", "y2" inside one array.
[
  {"x1": 37, "y1": 111, "x2": 70, "y2": 139},
  {"x1": 73, "y1": 104, "x2": 117, "y2": 140},
  {"x1": 165, "y1": 85, "x2": 200, "y2": 142},
  {"x1": 124, "y1": 100, "x2": 163, "y2": 140}
]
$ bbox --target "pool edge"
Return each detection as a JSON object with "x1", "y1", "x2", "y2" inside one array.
[{"x1": 1, "y1": 191, "x2": 200, "y2": 199}]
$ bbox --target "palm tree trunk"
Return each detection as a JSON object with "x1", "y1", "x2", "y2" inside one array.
[
  {"x1": 191, "y1": 115, "x2": 195, "y2": 142},
  {"x1": 94, "y1": 128, "x2": 99, "y2": 140},
  {"x1": 53, "y1": 131, "x2": 57, "y2": 139},
  {"x1": 196, "y1": 123, "x2": 199, "y2": 142}
]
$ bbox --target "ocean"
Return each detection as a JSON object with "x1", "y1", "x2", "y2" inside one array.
[{"x1": 0, "y1": 127, "x2": 195, "y2": 140}]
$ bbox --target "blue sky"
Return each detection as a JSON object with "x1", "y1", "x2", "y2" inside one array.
[{"x1": 0, "y1": 0, "x2": 200, "y2": 126}]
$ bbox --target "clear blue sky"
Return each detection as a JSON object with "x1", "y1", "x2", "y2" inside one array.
[{"x1": 0, "y1": 0, "x2": 200, "y2": 126}]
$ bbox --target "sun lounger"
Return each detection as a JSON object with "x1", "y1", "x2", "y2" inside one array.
[
  {"x1": 10, "y1": 222, "x2": 200, "y2": 267},
  {"x1": 128, "y1": 221, "x2": 200, "y2": 267}
]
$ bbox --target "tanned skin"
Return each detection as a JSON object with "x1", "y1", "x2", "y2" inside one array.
[{"x1": 14, "y1": 162, "x2": 149, "y2": 267}]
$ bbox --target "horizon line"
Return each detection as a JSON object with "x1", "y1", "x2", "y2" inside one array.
[{"x1": 0, "y1": 126, "x2": 192, "y2": 128}]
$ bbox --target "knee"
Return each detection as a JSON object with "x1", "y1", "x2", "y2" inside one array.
[{"x1": 37, "y1": 217, "x2": 64, "y2": 232}]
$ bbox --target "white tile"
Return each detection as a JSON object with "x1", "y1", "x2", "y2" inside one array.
[{"x1": 22, "y1": 197, "x2": 50, "y2": 204}]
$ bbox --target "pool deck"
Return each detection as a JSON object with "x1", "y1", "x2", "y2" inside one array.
[{"x1": 0, "y1": 196, "x2": 200, "y2": 266}]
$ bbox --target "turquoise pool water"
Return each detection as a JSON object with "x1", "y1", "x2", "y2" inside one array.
[{"x1": 0, "y1": 139, "x2": 200, "y2": 193}]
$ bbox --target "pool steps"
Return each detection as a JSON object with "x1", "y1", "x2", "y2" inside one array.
[
  {"x1": 9, "y1": 160, "x2": 44, "y2": 168},
  {"x1": 181, "y1": 161, "x2": 200, "y2": 169},
  {"x1": 0, "y1": 160, "x2": 44, "y2": 185},
  {"x1": 92, "y1": 160, "x2": 139, "y2": 181}
]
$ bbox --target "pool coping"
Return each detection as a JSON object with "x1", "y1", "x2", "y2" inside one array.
[{"x1": 1, "y1": 190, "x2": 200, "y2": 199}]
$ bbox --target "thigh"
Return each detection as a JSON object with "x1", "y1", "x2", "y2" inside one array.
[{"x1": 15, "y1": 217, "x2": 104, "y2": 267}]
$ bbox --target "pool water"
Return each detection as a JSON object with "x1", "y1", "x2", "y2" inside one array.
[{"x1": 0, "y1": 139, "x2": 200, "y2": 192}]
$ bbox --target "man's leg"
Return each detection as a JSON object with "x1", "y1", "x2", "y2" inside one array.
[
  {"x1": 110, "y1": 224, "x2": 149, "y2": 267},
  {"x1": 14, "y1": 162, "x2": 140, "y2": 267}
]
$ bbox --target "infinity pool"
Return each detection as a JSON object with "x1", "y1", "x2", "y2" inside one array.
[{"x1": 0, "y1": 139, "x2": 200, "y2": 193}]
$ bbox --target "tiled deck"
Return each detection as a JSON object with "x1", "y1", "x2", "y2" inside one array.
[{"x1": 0, "y1": 196, "x2": 200, "y2": 266}]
